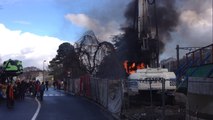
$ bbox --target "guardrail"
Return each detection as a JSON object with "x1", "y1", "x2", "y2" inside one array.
[{"x1": 186, "y1": 44, "x2": 213, "y2": 66}]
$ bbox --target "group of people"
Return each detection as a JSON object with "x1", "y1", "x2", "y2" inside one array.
[
  {"x1": 30, "y1": 80, "x2": 46, "y2": 101},
  {"x1": 0, "y1": 79, "x2": 49, "y2": 109},
  {"x1": 6, "y1": 80, "x2": 27, "y2": 108},
  {"x1": 53, "y1": 80, "x2": 67, "y2": 91}
]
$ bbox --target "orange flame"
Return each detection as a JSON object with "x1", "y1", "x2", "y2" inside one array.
[
  {"x1": 137, "y1": 63, "x2": 145, "y2": 69},
  {"x1": 124, "y1": 60, "x2": 128, "y2": 73},
  {"x1": 123, "y1": 60, "x2": 145, "y2": 75}
]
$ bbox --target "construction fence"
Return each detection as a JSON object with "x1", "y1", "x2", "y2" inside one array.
[
  {"x1": 64, "y1": 75, "x2": 186, "y2": 119},
  {"x1": 66, "y1": 75, "x2": 123, "y2": 116}
]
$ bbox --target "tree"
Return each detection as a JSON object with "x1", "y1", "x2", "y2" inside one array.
[
  {"x1": 95, "y1": 53, "x2": 126, "y2": 79},
  {"x1": 49, "y1": 42, "x2": 87, "y2": 80},
  {"x1": 48, "y1": 57, "x2": 63, "y2": 80},
  {"x1": 75, "y1": 31, "x2": 99, "y2": 74}
]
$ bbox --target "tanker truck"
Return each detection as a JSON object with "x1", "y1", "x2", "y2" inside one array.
[{"x1": 125, "y1": 67, "x2": 176, "y2": 104}]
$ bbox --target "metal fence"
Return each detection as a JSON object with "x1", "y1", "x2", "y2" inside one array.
[
  {"x1": 67, "y1": 75, "x2": 123, "y2": 116},
  {"x1": 66, "y1": 76, "x2": 186, "y2": 119}
]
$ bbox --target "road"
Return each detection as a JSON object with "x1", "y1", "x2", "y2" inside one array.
[{"x1": 0, "y1": 88, "x2": 115, "y2": 120}]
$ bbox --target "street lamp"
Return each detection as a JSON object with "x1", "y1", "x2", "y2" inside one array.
[{"x1": 43, "y1": 60, "x2": 46, "y2": 82}]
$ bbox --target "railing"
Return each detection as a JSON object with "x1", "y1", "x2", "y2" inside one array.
[
  {"x1": 186, "y1": 44, "x2": 213, "y2": 66},
  {"x1": 175, "y1": 44, "x2": 213, "y2": 93},
  {"x1": 177, "y1": 44, "x2": 213, "y2": 76}
]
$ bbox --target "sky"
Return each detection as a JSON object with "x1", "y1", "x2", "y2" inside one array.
[
  {"x1": 0, "y1": 0, "x2": 212, "y2": 69},
  {"x1": 160, "y1": 0, "x2": 213, "y2": 60},
  {"x1": 0, "y1": 0, "x2": 130, "y2": 69}
]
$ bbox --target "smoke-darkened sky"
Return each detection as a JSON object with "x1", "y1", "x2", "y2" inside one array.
[
  {"x1": 123, "y1": 0, "x2": 212, "y2": 60},
  {"x1": 112, "y1": 0, "x2": 212, "y2": 62},
  {"x1": 161, "y1": 0, "x2": 212, "y2": 59}
]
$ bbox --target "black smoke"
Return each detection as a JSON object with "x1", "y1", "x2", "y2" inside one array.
[
  {"x1": 151, "y1": 0, "x2": 179, "y2": 45},
  {"x1": 114, "y1": 0, "x2": 179, "y2": 66}
]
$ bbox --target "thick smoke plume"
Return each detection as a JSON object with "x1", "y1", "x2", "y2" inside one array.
[
  {"x1": 151, "y1": 0, "x2": 179, "y2": 45},
  {"x1": 115, "y1": 0, "x2": 179, "y2": 65}
]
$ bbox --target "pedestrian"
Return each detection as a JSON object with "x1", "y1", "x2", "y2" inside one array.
[
  {"x1": 0, "y1": 84, "x2": 3, "y2": 101},
  {"x1": 53, "y1": 81, "x2": 56, "y2": 90},
  {"x1": 20, "y1": 80, "x2": 26, "y2": 100},
  {"x1": 45, "y1": 80, "x2": 49, "y2": 91},
  {"x1": 64, "y1": 80, "x2": 67, "y2": 91},
  {"x1": 6, "y1": 83, "x2": 14, "y2": 108},
  {"x1": 34, "y1": 80, "x2": 40, "y2": 97},
  {"x1": 39, "y1": 82, "x2": 45, "y2": 101},
  {"x1": 29, "y1": 81, "x2": 35, "y2": 96},
  {"x1": 15, "y1": 81, "x2": 21, "y2": 100}
]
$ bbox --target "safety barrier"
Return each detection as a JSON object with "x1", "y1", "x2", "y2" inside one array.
[{"x1": 67, "y1": 75, "x2": 123, "y2": 116}]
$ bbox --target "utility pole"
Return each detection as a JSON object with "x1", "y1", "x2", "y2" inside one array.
[
  {"x1": 176, "y1": 44, "x2": 200, "y2": 69},
  {"x1": 176, "y1": 45, "x2": 180, "y2": 68},
  {"x1": 43, "y1": 60, "x2": 46, "y2": 82}
]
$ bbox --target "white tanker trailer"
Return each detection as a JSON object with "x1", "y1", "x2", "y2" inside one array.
[{"x1": 125, "y1": 67, "x2": 176, "y2": 104}]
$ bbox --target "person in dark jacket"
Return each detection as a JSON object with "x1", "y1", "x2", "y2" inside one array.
[
  {"x1": 6, "y1": 83, "x2": 14, "y2": 108},
  {"x1": 39, "y1": 82, "x2": 45, "y2": 101},
  {"x1": 20, "y1": 80, "x2": 26, "y2": 100},
  {"x1": 45, "y1": 80, "x2": 49, "y2": 91}
]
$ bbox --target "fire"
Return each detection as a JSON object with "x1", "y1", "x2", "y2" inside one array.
[
  {"x1": 124, "y1": 60, "x2": 128, "y2": 73},
  {"x1": 137, "y1": 63, "x2": 145, "y2": 69},
  {"x1": 123, "y1": 60, "x2": 145, "y2": 75}
]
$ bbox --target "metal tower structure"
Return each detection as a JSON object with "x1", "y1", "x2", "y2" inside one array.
[{"x1": 138, "y1": 0, "x2": 159, "y2": 67}]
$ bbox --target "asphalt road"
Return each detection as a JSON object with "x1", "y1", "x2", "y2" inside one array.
[
  {"x1": 0, "y1": 96, "x2": 37, "y2": 120},
  {"x1": 0, "y1": 88, "x2": 115, "y2": 120}
]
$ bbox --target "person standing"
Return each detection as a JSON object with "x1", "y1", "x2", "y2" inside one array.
[
  {"x1": 45, "y1": 80, "x2": 49, "y2": 91},
  {"x1": 20, "y1": 80, "x2": 26, "y2": 100},
  {"x1": 39, "y1": 82, "x2": 45, "y2": 101},
  {"x1": 34, "y1": 80, "x2": 40, "y2": 98},
  {"x1": 6, "y1": 83, "x2": 14, "y2": 108},
  {"x1": 53, "y1": 81, "x2": 56, "y2": 90}
]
